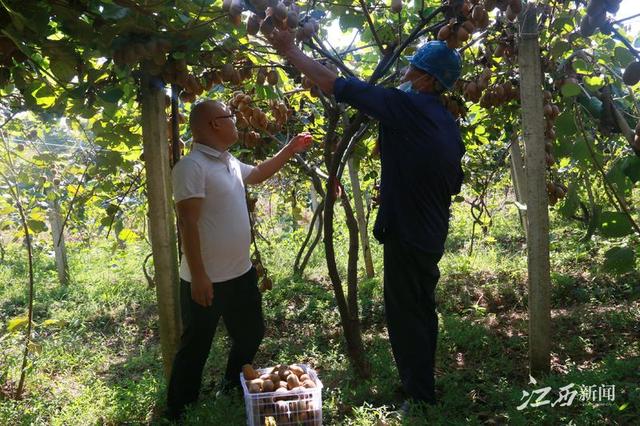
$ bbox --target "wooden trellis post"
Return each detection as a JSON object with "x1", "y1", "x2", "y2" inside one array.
[
  {"x1": 140, "y1": 69, "x2": 181, "y2": 378},
  {"x1": 518, "y1": 3, "x2": 551, "y2": 376}
]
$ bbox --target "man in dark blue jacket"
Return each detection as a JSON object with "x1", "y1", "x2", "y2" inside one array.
[{"x1": 270, "y1": 31, "x2": 464, "y2": 407}]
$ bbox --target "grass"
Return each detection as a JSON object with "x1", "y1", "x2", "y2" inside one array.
[{"x1": 0, "y1": 198, "x2": 639, "y2": 425}]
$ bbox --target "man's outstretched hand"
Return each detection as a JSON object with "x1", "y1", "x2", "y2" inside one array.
[
  {"x1": 287, "y1": 132, "x2": 313, "y2": 154},
  {"x1": 267, "y1": 28, "x2": 297, "y2": 57}
]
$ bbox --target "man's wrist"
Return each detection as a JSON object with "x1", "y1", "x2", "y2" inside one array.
[
  {"x1": 284, "y1": 143, "x2": 295, "y2": 157},
  {"x1": 191, "y1": 270, "x2": 209, "y2": 282}
]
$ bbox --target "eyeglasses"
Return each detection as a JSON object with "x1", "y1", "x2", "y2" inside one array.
[{"x1": 213, "y1": 114, "x2": 236, "y2": 123}]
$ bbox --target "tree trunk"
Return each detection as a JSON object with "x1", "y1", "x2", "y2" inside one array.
[
  {"x1": 48, "y1": 196, "x2": 69, "y2": 286},
  {"x1": 140, "y1": 70, "x2": 181, "y2": 378},
  {"x1": 509, "y1": 134, "x2": 528, "y2": 237},
  {"x1": 322, "y1": 111, "x2": 370, "y2": 378},
  {"x1": 347, "y1": 157, "x2": 375, "y2": 278},
  {"x1": 518, "y1": 4, "x2": 551, "y2": 377},
  {"x1": 310, "y1": 184, "x2": 320, "y2": 233}
]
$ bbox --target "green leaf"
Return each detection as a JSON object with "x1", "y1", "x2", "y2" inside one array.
[
  {"x1": 42, "y1": 318, "x2": 67, "y2": 328},
  {"x1": 558, "y1": 183, "x2": 579, "y2": 219},
  {"x1": 602, "y1": 247, "x2": 635, "y2": 274},
  {"x1": 583, "y1": 76, "x2": 604, "y2": 91},
  {"x1": 99, "y1": 88, "x2": 124, "y2": 104},
  {"x1": 561, "y1": 81, "x2": 581, "y2": 97},
  {"x1": 551, "y1": 41, "x2": 571, "y2": 59},
  {"x1": 572, "y1": 58, "x2": 591, "y2": 75},
  {"x1": 555, "y1": 111, "x2": 577, "y2": 137},
  {"x1": 27, "y1": 219, "x2": 48, "y2": 234},
  {"x1": 621, "y1": 155, "x2": 640, "y2": 183},
  {"x1": 606, "y1": 158, "x2": 634, "y2": 194},
  {"x1": 46, "y1": 42, "x2": 78, "y2": 82},
  {"x1": 571, "y1": 137, "x2": 590, "y2": 164},
  {"x1": 118, "y1": 228, "x2": 139, "y2": 242},
  {"x1": 7, "y1": 316, "x2": 28, "y2": 332},
  {"x1": 340, "y1": 12, "x2": 366, "y2": 31},
  {"x1": 613, "y1": 46, "x2": 635, "y2": 68},
  {"x1": 598, "y1": 212, "x2": 633, "y2": 238},
  {"x1": 583, "y1": 205, "x2": 601, "y2": 242}
]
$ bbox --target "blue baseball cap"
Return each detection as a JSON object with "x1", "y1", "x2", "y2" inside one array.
[{"x1": 406, "y1": 41, "x2": 462, "y2": 90}]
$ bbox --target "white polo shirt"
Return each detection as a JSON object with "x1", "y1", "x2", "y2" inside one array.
[{"x1": 172, "y1": 143, "x2": 255, "y2": 283}]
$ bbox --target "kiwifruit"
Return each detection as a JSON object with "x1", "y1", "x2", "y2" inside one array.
[
  {"x1": 247, "y1": 14, "x2": 260, "y2": 35},
  {"x1": 457, "y1": 26, "x2": 470, "y2": 42},
  {"x1": 286, "y1": 10, "x2": 299, "y2": 28},
  {"x1": 463, "y1": 20, "x2": 476, "y2": 33},
  {"x1": 391, "y1": 0, "x2": 403, "y2": 14},
  {"x1": 261, "y1": 15, "x2": 275, "y2": 35},
  {"x1": 256, "y1": 67, "x2": 267, "y2": 85},
  {"x1": 437, "y1": 24, "x2": 451, "y2": 41},
  {"x1": 221, "y1": 63, "x2": 234, "y2": 81},
  {"x1": 267, "y1": 69, "x2": 279, "y2": 85},
  {"x1": 471, "y1": 5, "x2": 485, "y2": 22},
  {"x1": 242, "y1": 364, "x2": 259, "y2": 380},
  {"x1": 302, "y1": 21, "x2": 315, "y2": 39},
  {"x1": 622, "y1": 61, "x2": 640, "y2": 86},
  {"x1": 274, "y1": 2, "x2": 287, "y2": 21},
  {"x1": 446, "y1": 34, "x2": 460, "y2": 49}
]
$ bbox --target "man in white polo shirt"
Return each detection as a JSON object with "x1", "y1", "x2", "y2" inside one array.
[{"x1": 166, "y1": 100, "x2": 312, "y2": 419}]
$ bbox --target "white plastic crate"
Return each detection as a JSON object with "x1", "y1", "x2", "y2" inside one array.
[{"x1": 240, "y1": 364, "x2": 323, "y2": 426}]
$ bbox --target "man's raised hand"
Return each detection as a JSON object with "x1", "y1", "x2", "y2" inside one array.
[
  {"x1": 267, "y1": 28, "x2": 297, "y2": 57},
  {"x1": 287, "y1": 132, "x2": 313, "y2": 154}
]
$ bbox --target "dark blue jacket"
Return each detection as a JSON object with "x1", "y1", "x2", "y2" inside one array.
[{"x1": 334, "y1": 77, "x2": 464, "y2": 254}]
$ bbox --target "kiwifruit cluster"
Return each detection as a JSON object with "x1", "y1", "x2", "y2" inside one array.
[
  {"x1": 580, "y1": 0, "x2": 621, "y2": 37},
  {"x1": 493, "y1": 35, "x2": 517, "y2": 60},
  {"x1": 254, "y1": 67, "x2": 281, "y2": 86},
  {"x1": 231, "y1": 91, "x2": 268, "y2": 130},
  {"x1": 547, "y1": 181, "x2": 567, "y2": 206},
  {"x1": 112, "y1": 38, "x2": 172, "y2": 68},
  {"x1": 230, "y1": 91, "x2": 292, "y2": 141},
  {"x1": 440, "y1": 94, "x2": 466, "y2": 119},
  {"x1": 478, "y1": 81, "x2": 519, "y2": 108},
  {"x1": 160, "y1": 59, "x2": 203, "y2": 103},
  {"x1": 437, "y1": 0, "x2": 493, "y2": 49},
  {"x1": 463, "y1": 67, "x2": 492, "y2": 103},
  {"x1": 224, "y1": 0, "x2": 319, "y2": 43}
]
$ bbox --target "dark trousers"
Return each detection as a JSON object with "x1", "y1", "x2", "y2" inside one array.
[
  {"x1": 167, "y1": 267, "x2": 265, "y2": 411},
  {"x1": 383, "y1": 237, "x2": 442, "y2": 404}
]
